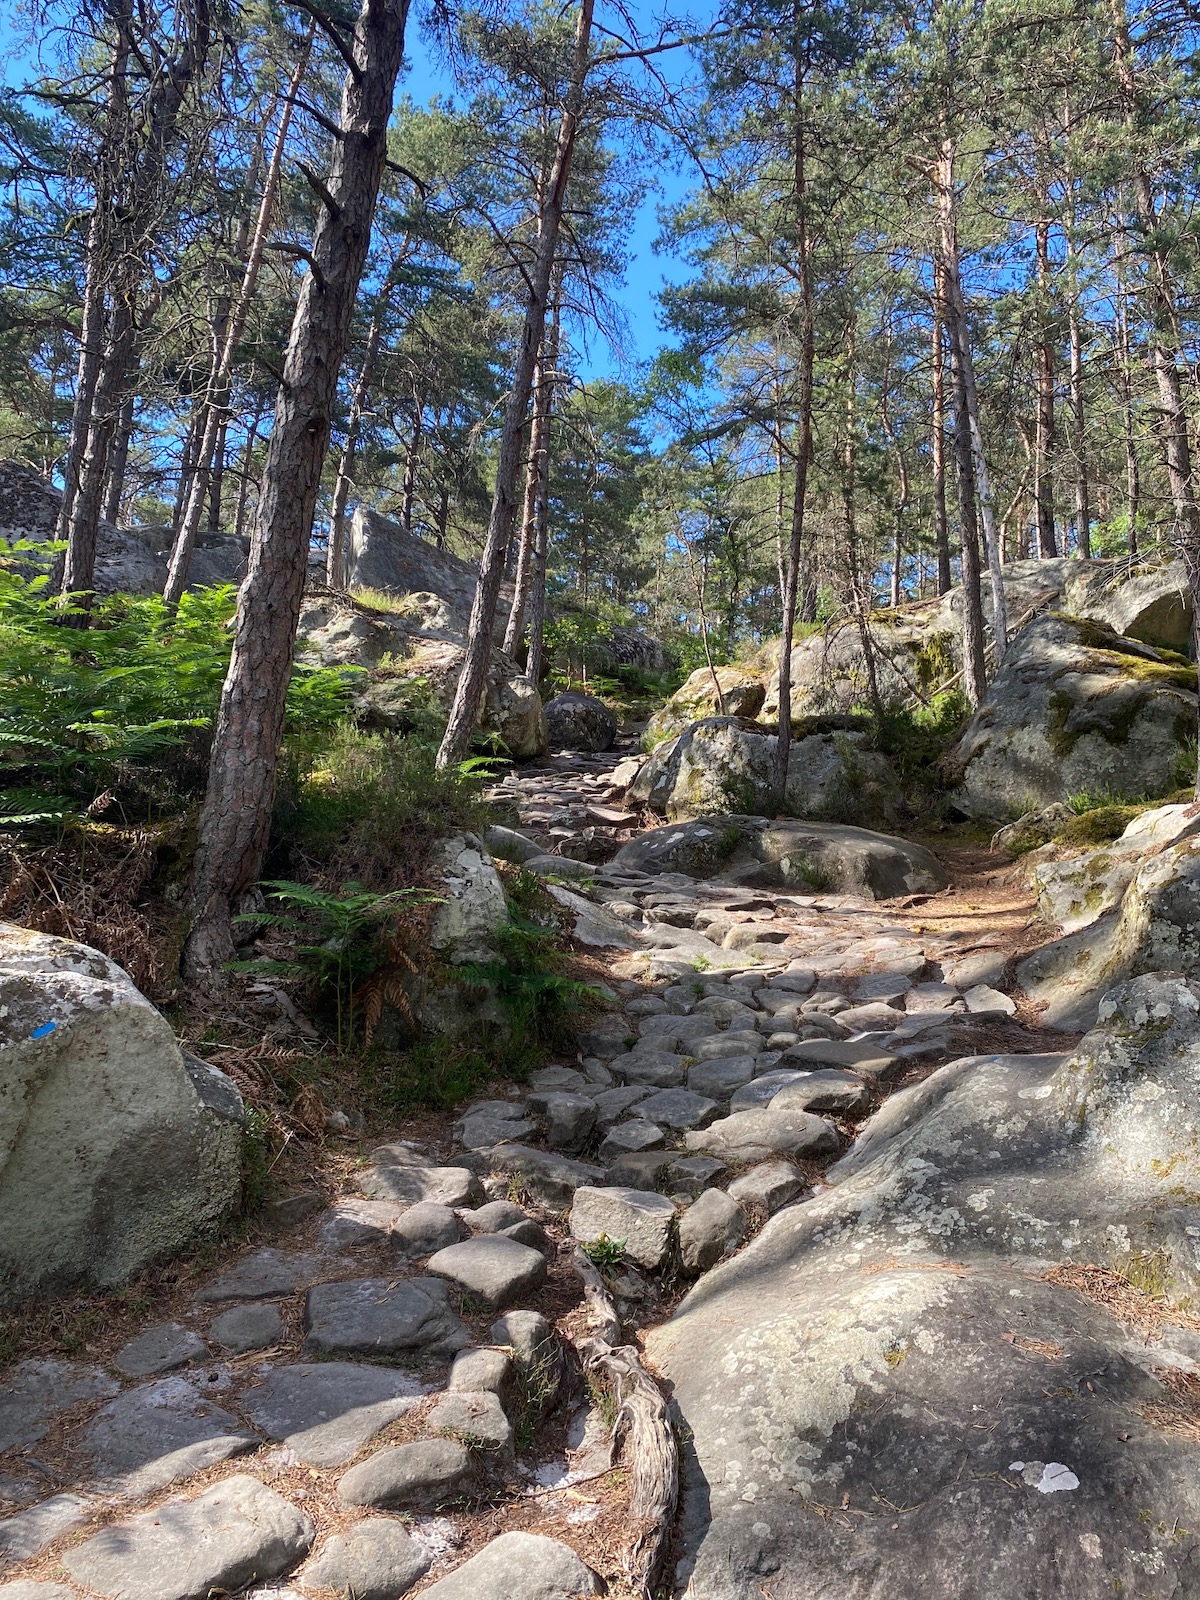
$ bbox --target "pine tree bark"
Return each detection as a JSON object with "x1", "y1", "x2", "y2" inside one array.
[
  {"x1": 184, "y1": 0, "x2": 410, "y2": 976},
  {"x1": 505, "y1": 295, "x2": 560, "y2": 658},
  {"x1": 436, "y1": 0, "x2": 594, "y2": 769},
  {"x1": 60, "y1": 0, "x2": 212, "y2": 603},
  {"x1": 772, "y1": 34, "x2": 816, "y2": 805},
  {"x1": 1034, "y1": 214, "x2": 1058, "y2": 558},
  {"x1": 931, "y1": 262, "x2": 952, "y2": 594},
  {"x1": 164, "y1": 32, "x2": 311, "y2": 603},
  {"x1": 102, "y1": 390, "x2": 135, "y2": 526}
]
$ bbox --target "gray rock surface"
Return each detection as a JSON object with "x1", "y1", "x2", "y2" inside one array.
[
  {"x1": 196, "y1": 1248, "x2": 320, "y2": 1303},
  {"x1": 527, "y1": 1090, "x2": 597, "y2": 1152},
  {"x1": 210, "y1": 1302, "x2": 284, "y2": 1353},
  {"x1": 449, "y1": 1347, "x2": 515, "y2": 1399},
  {"x1": 769, "y1": 1069, "x2": 871, "y2": 1116},
  {"x1": 392, "y1": 1202, "x2": 461, "y2": 1258},
  {"x1": 305, "y1": 1278, "x2": 469, "y2": 1358},
  {"x1": 62, "y1": 1474, "x2": 312, "y2": 1600},
  {"x1": 319, "y1": 1199, "x2": 402, "y2": 1249},
  {"x1": 635, "y1": 1088, "x2": 719, "y2": 1129},
  {"x1": 81, "y1": 1378, "x2": 255, "y2": 1495},
  {"x1": 544, "y1": 691, "x2": 617, "y2": 753},
  {"x1": 113, "y1": 1323, "x2": 208, "y2": 1377},
  {"x1": 298, "y1": 1517, "x2": 431, "y2": 1599},
  {"x1": 490, "y1": 1310, "x2": 556, "y2": 1370},
  {"x1": 678, "y1": 1189, "x2": 745, "y2": 1273},
  {"x1": 0, "y1": 1584, "x2": 82, "y2": 1599},
  {"x1": 630, "y1": 718, "x2": 899, "y2": 825},
  {"x1": 241, "y1": 1363, "x2": 423, "y2": 1467},
  {"x1": 427, "y1": 1389, "x2": 514, "y2": 1463},
  {"x1": 0, "y1": 1493, "x2": 94, "y2": 1563},
  {"x1": 645, "y1": 667, "x2": 766, "y2": 740},
  {"x1": 614, "y1": 816, "x2": 946, "y2": 899},
  {"x1": 426, "y1": 1235, "x2": 547, "y2": 1308},
  {"x1": 952, "y1": 613, "x2": 1197, "y2": 821},
  {"x1": 478, "y1": 1145, "x2": 605, "y2": 1210},
  {"x1": 0, "y1": 1361, "x2": 118, "y2": 1454},
  {"x1": 414, "y1": 1532, "x2": 597, "y2": 1600},
  {"x1": 570, "y1": 1187, "x2": 676, "y2": 1269},
  {"x1": 359, "y1": 1165, "x2": 481, "y2": 1207},
  {"x1": 337, "y1": 1439, "x2": 473, "y2": 1510},
  {"x1": 685, "y1": 1106, "x2": 838, "y2": 1162},
  {"x1": 0, "y1": 927, "x2": 243, "y2": 1300},
  {"x1": 649, "y1": 976, "x2": 1200, "y2": 1600}
]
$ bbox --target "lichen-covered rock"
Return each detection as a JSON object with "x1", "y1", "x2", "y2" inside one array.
[
  {"x1": 646, "y1": 667, "x2": 766, "y2": 740},
  {"x1": 614, "y1": 815, "x2": 946, "y2": 900},
  {"x1": 950, "y1": 613, "x2": 1196, "y2": 822},
  {"x1": 1025, "y1": 801, "x2": 1200, "y2": 934},
  {"x1": 630, "y1": 718, "x2": 899, "y2": 825},
  {"x1": 650, "y1": 977, "x2": 1200, "y2": 1600},
  {"x1": 0, "y1": 927, "x2": 243, "y2": 1301},
  {"x1": 544, "y1": 690, "x2": 617, "y2": 752},
  {"x1": 430, "y1": 834, "x2": 509, "y2": 965}
]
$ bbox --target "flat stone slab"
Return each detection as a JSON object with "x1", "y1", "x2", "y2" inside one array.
[
  {"x1": 298, "y1": 1516, "x2": 431, "y2": 1600},
  {"x1": 679, "y1": 1188, "x2": 745, "y2": 1273},
  {"x1": 241, "y1": 1362, "x2": 422, "y2": 1467},
  {"x1": 0, "y1": 1493, "x2": 94, "y2": 1563},
  {"x1": 591, "y1": 1084, "x2": 654, "y2": 1126},
  {"x1": 636, "y1": 1088, "x2": 719, "y2": 1130},
  {"x1": 598, "y1": 1120, "x2": 665, "y2": 1161},
  {"x1": 778, "y1": 1038, "x2": 898, "y2": 1080},
  {"x1": 725, "y1": 1160, "x2": 806, "y2": 1213},
  {"x1": 358, "y1": 1166, "x2": 481, "y2": 1207},
  {"x1": 427, "y1": 1389, "x2": 514, "y2": 1462},
  {"x1": 210, "y1": 1301, "x2": 284, "y2": 1354},
  {"x1": 964, "y1": 982, "x2": 1017, "y2": 1015},
  {"x1": 461, "y1": 1200, "x2": 529, "y2": 1234},
  {"x1": 113, "y1": 1324, "x2": 208, "y2": 1378},
  {"x1": 0, "y1": 1361, "x2": 118, "y2": 1454},
  {"x1": 337, "y1": 1439, "x2": 473, "y2": 1510},
  {"x1": 729, "y1": 1070, "x2": 810, "y2": 1111},
  {"x1": 62, "y1": 1474, "x2": 312, "y2": 1600},
  {"x1": 304, "y1": 1278, "x2": 469, "y2": 1359},
  {"x1": 319, "y1": 1200, "x2": 402, "y2": 1250},
  {"x1": 570, "y1": 1187, "x2": 676, "y2": 1269},
  {"x1": 0, "y1": 1584, "x2": 82, "y2": 1599},
  {"x1": 608, "y1": 1052, "x2": 685, "y2": 1088},
  {"x1": 392, "y1": 1202, "x2": 461, "y2": 1258},
  {"x1": 770, "y1": 1069, "x2": 871, "y2": 1116},
  {"x1": 195, "y1": 1249, "x2": 321, "y2": 1303},
  {"x1": 416, "y1": 1532, "x2": 598, "y2": 1600},
  {"x1": 479, "y1": 1145, "x2": 605, "y2": 1210},
  {"x1": 81, "y1": 1377, "x2": 255, "y2": 1496},
  {"x1": 426, "y1": 1236, "x2": 547, "y2": 1308},
  {"x1": 687, "y1": 1057, "x2": 757, "y2": 1101},
  {"x1": 685, "y1": 1107, "x2": 839, "y2": 1162},
  {"x1": 666, "y1": 1155, "x2": 728, "y2": 1195},
  {"x1": 458, "y1": 1113, "x2": 538, "y2": 1151}
]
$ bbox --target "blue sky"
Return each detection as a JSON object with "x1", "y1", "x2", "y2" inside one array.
[{"x1": 0, "y1": 1, "x2": 698, "y2": 382}]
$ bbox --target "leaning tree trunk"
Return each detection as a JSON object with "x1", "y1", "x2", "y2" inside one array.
[
  {"x1": 61, "y1": 0, "x2": 212, "y2": 603},
  {"x1": 504, "y1": 308, "x2": 557, "y2": 658},
  {"x1": 436, "y1": 0, "x2": 595, "y2": 769},
  {"x1": 937, "y1": 138, "x2": 1008, "y2": 666},
  {"x1": 1034, "y1": 213, "x2": 1058, "y2": 558},
  {"x1": 164, "y1": 33, "x2": 310, "y2": 604},
  {"x1": 931, "y1": 262, "x2": 953, "y2": 594},
  {"x1": 772, "y1": 46, "x2": 816, "y2": 806},
  {"x1": 184, "y1": 0, "x2": 410, "y2": 978}
]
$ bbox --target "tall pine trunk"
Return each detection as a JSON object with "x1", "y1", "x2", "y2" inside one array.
[
  {"x1": 505, "y1": 295, "x2": 559, "y2": 658},
  {"x1": 931, "y1": 262, "x2": 952, "y2": 594},
  {"x1": 1034, "y1": 214, "x2": 1058, "y2": 558},
  {"x1": 165, "y1": 33, "x2": 310, "y2": 603},
  {"x1": 184, "y1": 0, "x2": 409, "y2": 976},
  {"x1": 327, "y1": 302, "x2": 386, "y2": 585},
  {"x1": 436, "y1": 0, "x2": 595, "y2": 769}
]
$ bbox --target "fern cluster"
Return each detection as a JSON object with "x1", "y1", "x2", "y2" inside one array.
[{"x1": 0, "y1": 561, "x2": 360, "y2": 824}]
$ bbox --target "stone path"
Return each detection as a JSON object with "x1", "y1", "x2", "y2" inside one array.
[{"x1": 0, "y1": 742, "x2": 1080, "y2": 1600}]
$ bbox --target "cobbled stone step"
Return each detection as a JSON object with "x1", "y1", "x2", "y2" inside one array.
[
  {"x1": 337, "y1": 1439, "x2": 473, "y2": 1510},
  {"x1": 426, "y1": 1235, "x2": 547, "y2": 1308},
  {"x1": 304, "y1": 1277, "x2": 469, "y2": 1358},
  {"x1": 62, "y1": 1475, "x2": 313, "y2": 1600},
  {"x1": 298, "y1": 1516, "x2": 431, "y2": 1600},
  {"x1": 241, "y1": 1362, "x2": 423, "y2": 1466},
  {"x1": 415, "y1": 1532, "x2": 598, "y2": 1600}
]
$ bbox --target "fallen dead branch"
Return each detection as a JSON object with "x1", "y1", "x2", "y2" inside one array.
[{"x1": 569, "y1": 1246, "x2": 679, "y2": 1599}]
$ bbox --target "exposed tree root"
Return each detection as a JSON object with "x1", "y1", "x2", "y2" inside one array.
[{"x1": 570, "y1": 1245, "x2": 679, "y2": 1598}]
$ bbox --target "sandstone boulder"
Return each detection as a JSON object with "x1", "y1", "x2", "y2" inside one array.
[
  {"x1": 646, "y1": 667, "x2": 765, "y2": 740},
  {"x1": 543, "y1": 690, "x2": 617, "y2": 752},
  {"x1": 614, "y1": 815, "x2": 946, "y2": 899},
  {"x1": 650, "y1": 976, "x2": 1200, "y2": 1600},
  {"x1": 0, "y1": 928, "x2": 243, "y2": 1300},
  {"x1": 630, "y1": 717, "x2": 899, "y2": 824},
  {"x1": 951, "y1": 613, "x2": 1196, "y2": 822}
]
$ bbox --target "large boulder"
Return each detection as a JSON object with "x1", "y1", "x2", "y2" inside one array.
[
  {"x1": 646, "y1": 667, "x2": 766, "y2": 741},
  {"x1": 613, "y1": 815, "x2": 946, "y2": 899},
  {"x1": 758, "y1": 611, "x2": 959, "y2": 723},
  {"x1": 544, "y1": 690, "x2": 617, "y2": 752},
  {"x1": 0, "y1": 460, "x2": 247, "y2": 595},
  {"x1": 0, "y1": 926, "x2": 243, "y2": 1301},
  {"x1": 950, "y1": 613, "x2": 1196, "y2": 822},
  {"x1": 1024, "y1": 801, "x2": 1200, "y2": 934},
  {"x1": 649, "y1": 974, "x2": 1200, "y2": 1600},
  {"x1": 630, "y1": 717, "x2": 899, "y2": 825},
  {"x1": 342, "y1": 506, "x2": 511, "y2": 631},
  {"x1": 295, "y1": 597, "x2": 546, "y2": 760}
]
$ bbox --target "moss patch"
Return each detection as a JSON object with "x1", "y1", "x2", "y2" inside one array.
[{"x1": 1054, "y1": 805, "x2": 1145, "y2": 847}]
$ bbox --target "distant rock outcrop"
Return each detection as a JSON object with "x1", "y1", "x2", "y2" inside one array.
[{"x1": 0, "y1": 459, "x2": 247, "y2": 595}]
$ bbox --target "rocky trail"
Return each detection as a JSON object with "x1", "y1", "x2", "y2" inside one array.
[{"x1": 7, "y1": 748, "x2": 1200, "y2": 1600}]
